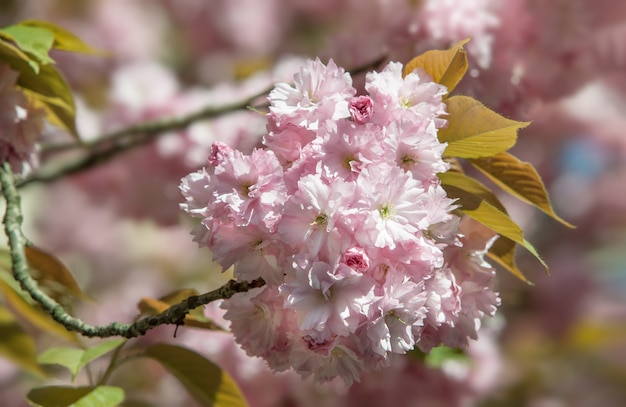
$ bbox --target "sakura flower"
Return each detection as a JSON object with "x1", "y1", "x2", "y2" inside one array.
[
  {"x1": 221, "y1": 286, "x2": 290, "y2": 363},
  {"x1": 207, "y1": 221, "x2": 281, "y2": 283},
  {"x1": 366, "y1": 275, "x2": 428, "y2": 356},
  {"x1": 278, "y1": 174, "x2": 356, "y2": 261},
  {"x1": 354, "y1": 163, "x2": 451, "y2": 249},
  {"x1": 181, "y1": 57, "x2": 500, "y2": 385},
  {"x1": 263, "y1": 116, "x2": 317, "y2": 164},
  {"x1": 211, "y1": 147, "x2": 287, "y2": 231},
  {"x1": 384, "y1": 118, "x2": 449, "y2": 185},
  {"x1": 290, "y1": 337, "x2": 366, "y2": 387},
  {"x1": 318, "y1": 120, "x2": 385, "y2": 181},
  {"x1": 365, "y1": 62, "x2": 447, "y2": 126},
  {"x1": 282, "y1": 259, "x2": 376, "y2": 340},
  {"x1": 269, "y1": 58, "x2": 355, "y2": 128}
]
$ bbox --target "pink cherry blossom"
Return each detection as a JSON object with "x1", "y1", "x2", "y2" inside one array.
[
  {"x1": 282, "y1": 259, "x2": 376, "y2": 340},
  {"x1": 181, "y1": 57, "x2": 500, "y2": 385},
  {"x1": 278, "y1": 174, "x2": 356, "y2": 261},
  {"x1": 269, "y1": 58, "x2": 355, "y2": 128}
]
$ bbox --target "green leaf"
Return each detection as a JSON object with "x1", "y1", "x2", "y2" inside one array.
[
  {"x1": 424, "y1": 346, "x2": 468, "y2": 369},
  {"x1": 439, "y1": 96, "x2": 530, "y2": 158},
  {"x1": 0, "y1": 278, "x2": 79, "y2": 343},
  {"x1": 0, "y1": 24, "x2": 55, "y2": 65},
  {"x1": 20, "y1": 20, "x2": 103, "y2": 55},
  {"x1": 27, "y1": 385, "x2": 124, "y2": 407},
  {"x1": 25, "y1": 245, "x2": 90, "y2": 303},
  {"x1": 37, "y1": 339, "x2": 126, "y2": 380},
  {"x1": 470, "y1": 152, "x2": 575, "y2": 228},
  {"x1": 403, "y1": 38, "x2": 470, "y2": 93},
  {"x1": 443, "y1": 185, "x2": 547, "y2": 279},
  {"x1": 144, "y1": 343, "x2": 248, "y2": 407},
  {"x1": 0, "y1": 305, "x2": 46, "y2": 377}
]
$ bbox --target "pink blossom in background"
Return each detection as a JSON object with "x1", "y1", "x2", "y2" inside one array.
[
  {"x1": 2, "y1": 1, "x2": 626, "y2": 405},
  {"x1": 69, "y1": 61, "x2": 271, "y2": 225},
  {"x1": 0, "y1": 64, "x2": 44, "y2": 175}
]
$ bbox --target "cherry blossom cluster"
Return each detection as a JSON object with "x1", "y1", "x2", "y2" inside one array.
[
  {"x1": 0, "y1": 64, "x2": 44, "y2": 175},
  {"x1": 180, "y1": 58, "x2": 500, "y2": 385}
]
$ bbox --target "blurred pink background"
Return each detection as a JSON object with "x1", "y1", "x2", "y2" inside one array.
[{"x1": 1, "y1": 1, "x2": 625, "y2": 406}]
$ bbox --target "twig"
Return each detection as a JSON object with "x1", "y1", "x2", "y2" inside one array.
[
  {"x1": 1, "y1": 162, "x2": 266, "y2": 338},
  {"x1": 18, "y1": 89, "x2": 270, "y2": 188}
]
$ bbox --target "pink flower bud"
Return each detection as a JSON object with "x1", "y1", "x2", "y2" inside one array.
[
  {"x1": 349, "y1": 95, "x2": 374, "y2": 124},
  {"x1": 341, "y1": 247, "x2": 370, "y2": 272},
  {"x1": 207, "y1": 141, "x2": 233, "y2": 166}
]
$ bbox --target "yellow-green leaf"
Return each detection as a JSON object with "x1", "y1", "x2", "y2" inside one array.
[
  {"x1": 27, "y1": 385, "x2": 125, "y2": 407},
  {"x1": 25, "y1": 245, "x2": 89, "y2": 303},
  {"x1": 439, "y1": 95, "x2": 530, "y2": 158},
  {"x1": 444, "y1": 185, "x2": 523, "y2": 242},
  {"x1": 403, "y1": 38, "x2": 470, "y2": 93},
  {"x1": 0, "y1": 279, "x2": 79, "y2": 344},
  {"x1": 443, "y1": 185, "x2": 547, "y2": 277},
  {"x1": 144, "y1": 343, "x2": 248, "y2": 407},
  {"x1": 0, "y1": 305, "x2": 46, "y2": 377},
  {"x1": 487, "y1": 236, "x2": 533, "y2": 284},
  {"x1": 470, "y1": 152, "x2": 575, "y2": 228},
  {"x1": 1, "y1": 50, "x2": 78, "y2": 139},
  {"x1": 0, "y1": 37, "x2": 39, "y2": 73},
  {"x1": 38, "y1": 339, "x2": 126, "y2": 380},
  {"x1": 24, "y1": 90, "x2": 78, "y2": 139},
  {"x1": 0, "y1": 24, "x2": 55, "y2": 65},
  {"x1": 20, "y1": 20, "x2": 103, "y2": 55},
  {"x1": 438, "y1": 171, "x2": 507, "y2": 212},
  {"x1": 21, "y1": 87, "x2": 74, "y2": 112},
  {"x1": 138, "y1": 297, "x2": 224, "y2": 331}
]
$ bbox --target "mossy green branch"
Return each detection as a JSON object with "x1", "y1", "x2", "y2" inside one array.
[{"x1": 1, "y1": 162, "x2": 265, "y2": 338}]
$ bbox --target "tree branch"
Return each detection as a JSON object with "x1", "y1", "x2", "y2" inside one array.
[
  {"x1": 1, "y1": 162, "x2": 265, "y2": 338},
  {"x1": 18, "y1": 55, "x2": 387, "y2": 188},
  {"x1": 17, "y1": 88, "x2": 271, "y2": 188}
]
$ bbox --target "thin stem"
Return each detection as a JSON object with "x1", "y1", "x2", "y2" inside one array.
[
  {"x1": 1, "y1": 162, "x2": 265, "y2": 338},
  {"x1": 97, "y1": 341, "x2": 126, "y2": 386}
]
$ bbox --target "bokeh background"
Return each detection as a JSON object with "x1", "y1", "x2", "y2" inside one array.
[{"x1": 1, "y1": 0, "x2": 626, "y2": 406}]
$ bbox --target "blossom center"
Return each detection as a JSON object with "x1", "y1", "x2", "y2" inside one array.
[
  {"x1": 240, "y1": 183, "x2": 252, "y2": 196},
  {"x1": 379, "y1": 203, "x2": 394, "y2": 219},
  {"x1": 401, "y1": 154, "x2": 418, "y2": 168},
  {"x1": 311, "y1": 213, "x2": 329, "y2": 226},
  {"x1": 249, "y1": 239, "x2": 263, "y2": 250}
]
